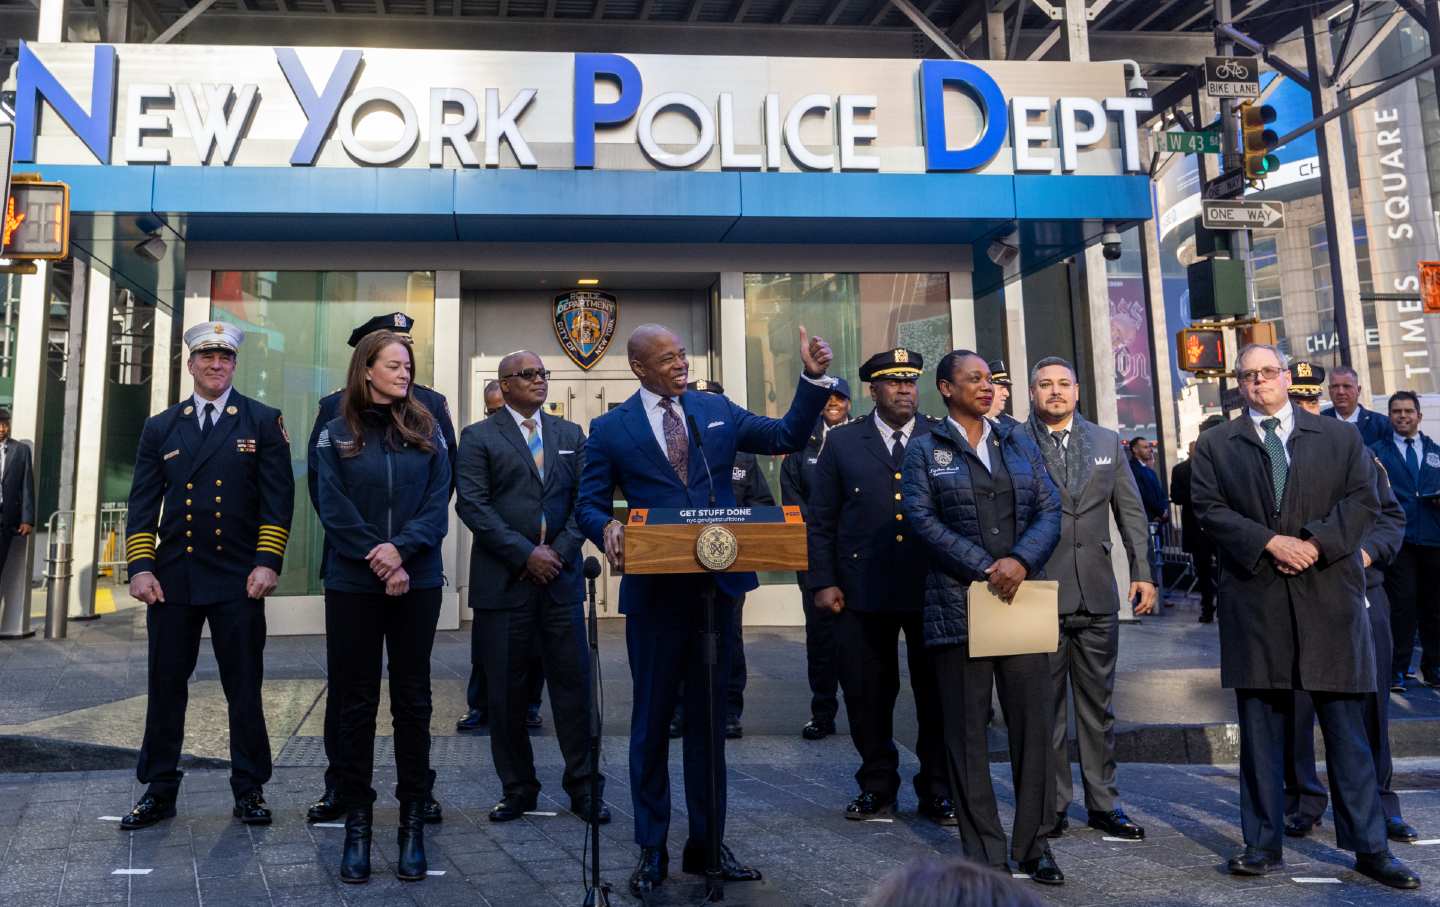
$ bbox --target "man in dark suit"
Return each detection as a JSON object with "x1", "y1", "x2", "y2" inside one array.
[
  {"x1": 0, "y1": 410, "x2": 36, "y2": 579},
  {"x1": 1282, "y1": 362, "x2": 1419, "y2": 846},
  {"x1": 670, "y1": 379, "x2": 776, "y2": 741},
  {"x1": 304, "y1": 311, "x2": 456, "y2": 824},
  {"x1": 780, "y1": 378, "x2": 852, "y2": 741},
  {"x1": 576, "y1": 323, "x2": 833, "y2": 898},
  {"x1": 1170, "y1": 416, "x2": 1226, "y2": 623},
  {"x1": 1127, "y1": 438, "x2": 1167, "y2": 522},
  {"x1": 1022, "y1": 357, "x2": 1153, "y2": 842},
  {"x1": 1191, "y1": 343, "x2": 1418, "y2": 889},
  {"x1": 808, "y1": 349, "x2": 952, "y2": 826},
  {"x1": 1323, "y1": 365, "x2": 1391, "y2": 445},
  {"x1": 455, "y1": 350, "x2": 606, "y2": 825},
  {"x1": 459, "y1": 381, "x2": 546, "y2": 734},
  {"x1": 1373, "y1": 391, "x2": 1440, "y2": 691},
  {"x1": 121, "y1": 322, "x2": 294, "y2": 830}
]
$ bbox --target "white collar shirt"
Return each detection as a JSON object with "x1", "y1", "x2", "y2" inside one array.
[
  {"x1": 638, "y1": 386, "x2": 685, "y2": 457},
  {"x1": 506, "y1": 404, "x2": 542, "y2": 444},
  {"x1": 1341, "y1": 407, "x2": 1361, "y2": 424},
  {"x1": 1395, "y1": 432, "x2": 1423, "y2": 461},
  {"x1": 192, "y1": 386, "x2": 234, "y2": 429},
  {"x1": 1248, "y1": 402, "x2": 1295, "y2": 465},
  {"x1": 948, "y1": 416, "x2": 994, "y2": 471},
  {"x1": 874, "y1": 411, "x2": 916, "y2": 452}
]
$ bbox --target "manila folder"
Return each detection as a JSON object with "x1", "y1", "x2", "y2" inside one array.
[{"x1": 966, "y1": 580, "x2": 1060, "y2": 658}]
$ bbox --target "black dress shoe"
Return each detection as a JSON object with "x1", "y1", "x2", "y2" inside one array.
[
  {"x1": 571, "y1": 797, "x2": 612, "y2": 825},
  {"x1": 801, "y1": 718, "x2": 835, "y2": 740},
  {"x1": 918, "y1": 796, "x2": 958, "y2": 827},
  {"x1": 455, "y1": 708, "x2": 487, "y2": 733},
  {"x1": 340, "y1": 807, "x2": 372, "y2": 884},
  {"x1": 1089, "y1": 808, "x2": 1144, "y2": 840},
  {"x1": 488, "y1": 795, "x2": 538, "y2": 822},
  {"x1": 120, "y1": 794, "x2": 175, "y2": 831},
  {"x1": 1284, "y1": 815, "x2": 1321, "y2": 838},
  {"x1": 681, "y1": 841, "x2": 763, "y2": 881},
  {"x1": 844, "y1": 791, "x2": 895, "y2": 820},
  {"x1": 1387, "y1": 816, "x2": 1420, "y2": 843},
  {"x1": 725, "y1": 718, "x2": 743, "y2": 739},
  {"x1": 1047, "y1": 811, "x2": 1069, "y2": 838},
  {"x1": 1198, "y1": 607, "x2": 1215, "y2": 624},
  {"x1": 420, "y1": 796, "x2": 442, "y2": 824},
  {"x1": 307, "y1": 788, "x2": 344, "y2": 823},
  {"x1": 1226, "y1": 847, "x2": 1283, "y2": 876},
  {"x1": 669, "y1": 714, "x2": 684, "y2": 739},
  {"x1": 1017, "y1": 851, "x2": 1064, "y2": 886},
  {"x1": 526, "y1": 702, "x2": 544, "y2": 728},
  {"x1": 233, "y1": 790, "x2": 273, "y2": 826},
  {"x1": 1392, "y1": 672, "x2": 1408, "y2": 693},
  {"x1": 1355, "y1": 851, "x2": 1421, "y2": 890},
  {"x1": 395, "y1": 800, "x2": 428, "y2": 882},
  {"x1": 629, "y1": 847, "x2": 668, "y2": 897}
]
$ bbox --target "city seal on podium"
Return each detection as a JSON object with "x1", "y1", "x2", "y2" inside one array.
[
  {"x1": 553, "y1": 290, "x2": 618, "y2": 371},
  {"x1": 696, "y1": 524, "x2": 740, "y2": 571}
]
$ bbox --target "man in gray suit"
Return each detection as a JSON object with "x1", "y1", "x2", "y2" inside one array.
[
  {"x1": 1023, "y1": 357, "x2": 1155, "y2": 840},
  {"x1": 455, "y1": 350, "x2": 608, "y2": 826}
]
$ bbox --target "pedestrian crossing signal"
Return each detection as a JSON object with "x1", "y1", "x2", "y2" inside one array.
[
  {"x1": 0, "y1": 181, "x2": 69, "y2": 260},
  {"x1": 1240, "y1": 102, "x2": 1279, "y2": 185},
  {"x1": 1176, "y1": 327, "x2": 1226, "y2": 374}
]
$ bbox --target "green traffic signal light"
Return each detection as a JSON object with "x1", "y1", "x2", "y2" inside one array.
[{"x1": 1240, "y1": 101, "x2": 1279, "y2": 184}]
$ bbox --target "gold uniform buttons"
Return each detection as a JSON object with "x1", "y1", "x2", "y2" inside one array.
[
  {"x1": 185, "y1": 530, "x2": 192, "y2": 538},
  {"x1": 894, "y1": 493, "x2": 902, "y2": 501},
  {"x1": 215, "y1": 529, "x2": 222, "y2": 536},
  {"x1": 895, "y1": 534, "x2": 904, "y2": 542},
  {"x1": 185, "y1": 483, "x2": 193, "y2": 490},
  {"x1": 185, "y1": 498, "x2": 192, "y2": 506},
  {"x1": 895, "y1": 514, "x2": 903, "y2": 521},
  {"x1": 853, "y1": 487, "x2": 860, "y2": 493},
  {"x1": 216, "y1": 546, "x2": 223, "y2": 552},
  {"x1": 185, "y1": 515, "x2": 192, "y2": 522},
  {"x1": 185, "y1": 546, "x2": 193, "y2": 553},
  {"x1": 215, "y1": 496, "x2": 222, "y2": 503},
  {"x1": 215, "y1": 480, "x2": 223, "y2": 487},
  {"x1": 215, "y1": 512, "x2": 221, "y2": 518}
]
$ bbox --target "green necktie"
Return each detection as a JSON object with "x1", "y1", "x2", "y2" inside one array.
[{"x1": 1261, "y1": 417, "x2": 1288, "y2": 512}]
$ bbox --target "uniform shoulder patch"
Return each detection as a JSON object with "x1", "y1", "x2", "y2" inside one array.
[
  {"x1": 316, "y1": 428, "x2": 331, "y2": 448},
  {"x1": 277, "y1": 415, "x2": 290, "y2": 444}
]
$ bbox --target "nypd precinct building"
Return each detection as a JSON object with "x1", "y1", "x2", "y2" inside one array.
[{"x1": 0, "y1": 0, "x2": 1180, "y2": 633}]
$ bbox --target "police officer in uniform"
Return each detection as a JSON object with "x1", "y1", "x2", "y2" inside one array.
[
  {"x1": 306, "y1": 312, "x2": 458, "y2": 824},
  {"x1": 808, "y1": 349, "x2": 953, "y2": 824},
  {"x1": 781, "y1": 378, "x2": 853, "y2": 740},
  {"x1": 121, "y1": 322, "x2": 295, "y2": 830},
  {"x1": 670, "y1": 379, "x2": 775, "y2": 739},
  {"x1": 987, "y1": 359, "x2": 1019, "y2": 427}
]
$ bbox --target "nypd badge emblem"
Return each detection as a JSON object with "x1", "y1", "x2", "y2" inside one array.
[
  {"x1": 553, "y1": 291, "x2": 618, "y2": 371},
  {"x1": 934, "y1": 448, "x2": 954, "y2": 466}
]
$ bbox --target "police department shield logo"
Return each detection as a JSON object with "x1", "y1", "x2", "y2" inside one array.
[
  {"x1": 553, "y1": 291, "x2": 618, "y2": 371},
  {"x1": 934, "y1": 448, "x2": 954, "y2": 466}
]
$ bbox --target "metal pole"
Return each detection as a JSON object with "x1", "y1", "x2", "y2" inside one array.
[
  {"x1": 43, "y1": 511, "x2": 72, "y2": 640},
  {"x1": 1427, "y1": 0, "x2": 1440, "y2": 137},
  {"x1": 1214, "y1": 0, "x2": 1243, "y2": 415},
  {"x1": 1303, "y1": 17, "x2": 1354, "y2": 369}
]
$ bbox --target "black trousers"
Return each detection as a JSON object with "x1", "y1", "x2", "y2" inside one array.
[
  {"x1": 934, "y1": 645, "x2": 1053, "y2": 867},
  {"x1": 832, "y1": 608, "x2": 946, "y2": 801},
  {"x1": 1050, "y1": 611, "x2": 1120, "y2": 814},
  {"x1": 325, "y1": 586, "x2": 442, "y2": 808},
  {"x1": 466, "y1": 630, "x2": 545, "y2": 711},
  {"x1": 1193, "y1": 550, "x2": 1217, "y2": 613},
  {"x1": 1237, "y1": 689, "x2": 1386, "y2": 857},
  {"x1": 1286, "y1": 587, "x2": 1402, "y2": 822},
  {"x1": 673, "y1": 594, "x2": 747, "y2": 724},
  {"x1": 137, "y1": 598, "x2": 271, "y2": 801},
  {"x1": 0, "y1": 523, "x2": 17, "y2": 580},
  {"x1": 1385, "y1": 542, "x2": 1440, "y2": 676},
  {"x1": 474, "y1": 590, "x2": 599, "y2": 804},
  {"x1": 799, "y1": 573, "x2": 840, "y2": 724}
]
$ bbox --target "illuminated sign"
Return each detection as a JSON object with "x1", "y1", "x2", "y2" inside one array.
[
  {"x1": 1176, "y1": 327, "x2": 1226, "y2": 373},
  {"x1": 1, "y1": 181, "x2": 70, "y2": 260}
]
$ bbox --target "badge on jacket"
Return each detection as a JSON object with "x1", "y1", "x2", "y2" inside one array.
[
  {"x1": 236, "y1": 439, "x2": 257, "y2": 454},
  {"x1": 1428, "y1": 452, "x2": 1440, "y2": 469},
  {"x1": 934, "y1": 448, "x2": 953, "y2": 466}
]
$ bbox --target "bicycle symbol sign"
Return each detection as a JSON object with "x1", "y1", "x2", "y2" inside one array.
[{"x1": 1205, "y1": 56, "x2": 1260, "y2": 98}]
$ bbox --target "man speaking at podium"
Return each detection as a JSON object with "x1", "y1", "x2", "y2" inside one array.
[{"x1": 577, "y1": 323, "x2": 835, "y2": 898}]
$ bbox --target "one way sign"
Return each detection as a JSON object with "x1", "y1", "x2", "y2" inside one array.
[{"x1": 1201, "y1": 199, "x2": 1286, "y2": 230}]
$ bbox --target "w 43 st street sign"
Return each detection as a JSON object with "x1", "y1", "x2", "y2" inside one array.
[
  {"x1": 1162, "y1": 131, "x2": 1222, "y2": 154},
  {"x1": 1201, "y1": 199, "x2": 1286, "y2": 230}
]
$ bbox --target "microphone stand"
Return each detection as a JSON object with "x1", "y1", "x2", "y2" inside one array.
[
  {"x1": 688, "y1": 414, "x2": 725, "y2": 903},
  {"x1": 582, "y1": 559, "x2": 610, "y2": 907}
]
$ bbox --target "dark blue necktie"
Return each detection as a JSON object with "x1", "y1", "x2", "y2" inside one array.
[
  {"x1": 1405, "y1": 437, "x2": 1420, "y2": 484},
  {"x1": 200, "y1": 402, "x2": 215, "y2": 437}
]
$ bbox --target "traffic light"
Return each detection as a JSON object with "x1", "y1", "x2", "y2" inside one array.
[
  {"x1": 1, "y1": 181, "x2": 70, "y2": 261},
  {"x1": 1240, "y1": 101, "x2": 1279, "y2": 185},
  {"x1": 1176, "y1": 327, "x2": 1226, "y2": 374}
]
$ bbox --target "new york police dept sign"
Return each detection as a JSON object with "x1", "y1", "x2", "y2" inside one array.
[
  {"x1": 552, "y1": 291, "x2": 618, "y2": 371},
  {"x1": 10, "y1": 44, "x2": 1150, "y2": 176}
]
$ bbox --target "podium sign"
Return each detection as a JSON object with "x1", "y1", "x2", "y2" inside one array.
[{"x1": 624, "y1": 506, "x2": 808, "y2": 574}]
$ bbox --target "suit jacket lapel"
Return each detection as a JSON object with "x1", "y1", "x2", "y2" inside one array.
[
  {"x1": 1069, "y1": 419, "x2": 1097, "y2": 503},
  {"x1": 186, "y1": 394, "x2": 241, "y2": 479},
  {"x1": 175, "y1": 403, "x2": 200, "y2": 459},
  {"x1": 540, "y1": 411, "x2": 562, "y2": 491},
  {"x1": 621, "y1": 393, "x2": 679, "y2": 484},
  {"x1": 1228, "y1": 417, "x2": 1276, "y2": 519},
  {"x1": 862, "y1": 413, "x2": 902, "y2": 472},
  {"x1": 496, "y1": 411, "x2": 541, "y2": 484}
]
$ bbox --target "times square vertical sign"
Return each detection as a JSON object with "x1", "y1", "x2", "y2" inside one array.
[{"x1": 10, "y1": 44, "x2": 1151, "y2": 175}]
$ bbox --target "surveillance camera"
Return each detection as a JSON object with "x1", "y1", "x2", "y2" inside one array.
[
  {"x1": 1101, "y1": 224, "x2": 1123, "y2": 261},
  {"x1": 1117, "y1": 59, "x2": 1148, "y2": 98},
  {"x1": 987, "y1": 239, "x2": 1019, "y2": 269},
  {"x1": 135, "y1": 235, "x2": 167, "y2": 263}
]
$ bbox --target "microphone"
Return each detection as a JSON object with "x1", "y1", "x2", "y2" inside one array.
[
  {"x1": 686, "y1": 413, "x2": 718, "y2": 508},
  {"x1": 583, "y1": 556, "x2": 603, "y2": 580}
]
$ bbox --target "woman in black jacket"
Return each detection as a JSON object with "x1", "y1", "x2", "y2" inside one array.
[{"x1": 314, "y1": 329, "x2": 451, "y2": 884}]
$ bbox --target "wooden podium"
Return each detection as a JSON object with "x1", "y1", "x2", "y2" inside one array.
[{"x1": 623, "y1": 505, "x2": 808, "y2": 574}]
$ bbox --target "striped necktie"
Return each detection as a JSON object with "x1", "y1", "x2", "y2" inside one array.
[
  {"x1": 1261, "y1": 417, "x2": 1288, "y2": 513},
  {"x1": 524, "y1": 418, "x2": 546, "y2": 540}
]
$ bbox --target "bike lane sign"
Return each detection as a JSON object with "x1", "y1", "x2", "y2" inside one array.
[{"x1": 1205, "y1": 56, "x2": 1260, "y2": 98}]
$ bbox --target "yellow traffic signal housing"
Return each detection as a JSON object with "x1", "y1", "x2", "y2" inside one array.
[
  {"x1": 1, "y1": 181, "x2": 70, "y2": 261},
  {"x1": 1240, "y1": 101, "x2": 1279, "y2": 185}
]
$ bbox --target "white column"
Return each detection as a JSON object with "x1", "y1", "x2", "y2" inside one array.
[
  {"x1": 434, "y1": 271, "x2": 462, "y2": 632},
  {"x1": 149, "y1": 305, "x2": 174, "y2": 414},
  {"x1": 38, "y1": 0, "x2": 67, "y2": 42},
  {"x1": 68, "y1": 263, "x2": 112, "y2": 618},
  {"x1": 948, "y1": 269, "x2": 976, "y2": 351},
  {"x1": 1140, "y1": 216, "x2": 1179, "y2": 464},
  {"x1": 0, "y1": 266, "x2": 51, "y2": 636},
  {"x1": 1003, "y1": 280, "x2": 1031, "y2": 422},
  {"x1": 718, "y1": 271, "x2": 748, "y2": 409},
  {"x1": 182, "y1": 269, "x2": 210, "y2": 331},
  {"x1": 1083, "y1": 247, "x2": 1120, "y2": 430}
]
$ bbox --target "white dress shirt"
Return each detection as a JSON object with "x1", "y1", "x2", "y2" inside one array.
[
  {"x1": 948, "y1": 416, "x2": 994, "y2": 471},
  {"x1": 638, "y1": 386, "x2": 686, "y2": 457},
  {"x1": 1248, "y1": 402, "x2": 1294, "y2": 465},
  {"x1": 192, "y1": 386, "x2": 234, "y2": 429},
  {"x1": 1394, "y1": 432, "x2": 1423, "y2": 463},
  {"x1": 1341, "y1": 407, "x2": 1361, "y2": 424},
  {"x1": 874, "y1": 411, "x2": 916, "y2": 454},
  {"x1": 506, "y1": 404, "x2": 542, "y2": 447}
]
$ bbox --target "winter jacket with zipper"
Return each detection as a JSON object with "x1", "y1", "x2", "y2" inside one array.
[
  {"x1": 314, "y1": 409, "x2": 451, "y2": 593},
  {"x1": 901, "y1": 416, "x2": 1061, "y2": 648}
]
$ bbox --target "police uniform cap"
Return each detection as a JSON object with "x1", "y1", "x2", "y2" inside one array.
[
  {"x1": 1287, "y1": 360, "x2": 1326, "y2": 399},
  {"x1": 184, "y1": 321, "x2": 244, "y2": 355},
  {"x1": 349, "y1": 312, "x2": 415, "y2": 348},
  {"x1": 859, "y1": 348, "x2": 923, "y2": 382},
  {"x1": 830, "y1": 377, "x2": 852, "y2": 400},
  {"x1": 687, "y1": 379, "x2": 724, "y2": 395},
  {"x1": 987, "y1": 359, "x2": 1011, "y2": 386}
]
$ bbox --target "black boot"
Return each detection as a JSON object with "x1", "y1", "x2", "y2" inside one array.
[
  {"x1": 339, "y1": 808, "x2": 372, "y2": 884},
  {"x1": 396, "y1": 801, "x2": 428, "y2": 881}
]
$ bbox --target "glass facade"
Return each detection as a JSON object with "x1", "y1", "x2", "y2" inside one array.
[{"x1": 210, "y1": 271, "x2": 437, "y2": 595}]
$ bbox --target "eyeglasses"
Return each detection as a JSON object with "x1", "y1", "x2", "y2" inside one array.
[
  {"x1": 501, "y1": 368, "x2": 551, "y2": 383},
  {"x1": 1237, "y1": 366, "x2": 1284, "y2": 384}
]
